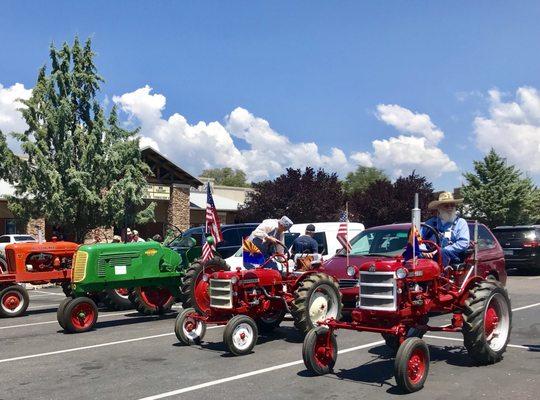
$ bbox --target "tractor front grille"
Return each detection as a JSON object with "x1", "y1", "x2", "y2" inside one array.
[
  {"x1": 209, "y1": 279, "x2": 233, "y2": 309},
  {"x1": 72, "y1": 251, "x2": 88, "y2": 282},
  {"x1": 358, "y1": 271, "x2": 396, "y2": 311}
]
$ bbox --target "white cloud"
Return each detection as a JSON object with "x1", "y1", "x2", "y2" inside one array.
[
  {"x1": 474, "y1": 87, "x2": 540, "y2": 174},
  {"x1": 376, "y1": 104, "x2": 444, "y2": 144},
  {"x1": 114, "y1": 86, "x2": 360, "y2": 181},
  {"x1": 0, "y1": 180, "x2": 15, "y2": 197},
  {"x1": 0, "y1": 83, "x2": 31, "y2": 150}
]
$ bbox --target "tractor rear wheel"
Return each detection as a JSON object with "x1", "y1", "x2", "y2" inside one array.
[
  {"x1": 0, "y1": 254, "x2": 8, "y2": 274},
  {"x1": 180, "y1": 257, "x2": 229, "y2": 314},
  {"x1": 129, "y1": 287, "x2": 175, "y2": 315},
  {"x1": 102, "y1": 288, "x2": 133, "y2": 311},
  {"x1": 62, "y1": 297, "x2": 98, "y2": 333},
  {"x1": 57, "y1": 297, "x2": 73, "y2": 329},
  {"x1": 291, "y1": 273, "x2": 342, "y2": 335},
  {"x1": 302, "y1": 326, "x2": 338, "y2": 375},
  {"x1": 256, "y1": 308, "x2": 286, "y2": 333},
  {"x1": 462, "y1": 280, "x2": 512, "y2": 364},
  {"x1": 0, "y1": 284, "x2": 29, "y2": 318},
  {"x1": 175, "y1": 307, "x2": 207, "y2": 345},
  {"x1": 394, "y1": 337, "x2": 430, "y2": 393},
  {"x1": 223, "y1": 315, "x2": 258, "y2": 356}
]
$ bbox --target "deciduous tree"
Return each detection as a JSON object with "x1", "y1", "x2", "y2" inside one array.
[{"x1": 200, "y1": 167, "x2": 249, "y2": 187}]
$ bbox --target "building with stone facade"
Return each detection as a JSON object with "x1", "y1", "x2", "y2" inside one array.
[{"x1": 0, "y1": 147, "x2": 253, "y2": 241}]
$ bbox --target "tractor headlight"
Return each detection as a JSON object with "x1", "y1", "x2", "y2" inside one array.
[
  {"x1": 346, "y1": 266, "x2": 358, "y2": 277},
  {"x1": 231, "y1": 276, "x2": 239, "y2": 285},
  {"x1": 202, "y1": 274, "x2": 209, "y2": 282},
  {"x1": 395, "y1": 268, "x2": 408, "y2": 279}
]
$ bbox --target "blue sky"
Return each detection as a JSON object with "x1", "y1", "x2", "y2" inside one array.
[{"x1": 2, "y1": 1, "x2": 540, "y2": 190}]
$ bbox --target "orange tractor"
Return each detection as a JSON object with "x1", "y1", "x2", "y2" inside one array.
[{"x1": 0, "y1": 239, "x2": 78, "y2": 317}]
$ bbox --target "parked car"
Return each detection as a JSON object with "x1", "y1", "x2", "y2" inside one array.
[
  {"x1": 167, "y1": 223, "x2": 259, "y2": 261},
  {"x1": 323, "y1": 222, "x2": 507, "y2": 310},
  {"x1": 492, "y1": 225, "x2": 540, "y2": 272},
  {"x1": 0, "y1": 235, "x2": 37, "y2": 273},
  {"x1": 225, "y1": 221, "x2": 365, "y2": 269}
]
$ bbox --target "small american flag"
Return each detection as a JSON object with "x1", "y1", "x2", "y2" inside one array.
[
  {"x1": 336, "y1": 210, "x2": 351, "y2": 252},
  {"x1": 202, "y1": 183, "x2": 223, "y2": 261}
]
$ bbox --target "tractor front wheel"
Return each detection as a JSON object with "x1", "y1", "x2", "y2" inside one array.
[
  {"x1": 302, "y1": 326, "x2": 338, "y2": 375},
  {"x1": 62, "y1": 297, "x2": 98, "y2": 333},
  {"x1": 0, "y1": 284, "x2": 29, "y2": 318},
  {"x1": 175, "y1": 307, "x2": 207, "y2": 345},
  {"x1": 291, "y1": 273, "x2": 342, "y2": 335},
  {"x1": 180, "y1": 257, "x2": 229, "y2": 314},
  {"x1": 394, "y1": 337, "x2": 430, "y2": 393},
  {"x1": 462, "y1": 280, "x2": 512, "y2": 364},
  {"x1": 102, "y1": 288, "x2": 133, "y2": 311},
  {"x1": 57, "y1": 297, "x2": 73, "y2": 329},
  {"x1": 223, "y1": 315, "x2": 258, "y2": 356},
  {"x1": 129, "y1": 287, "x2": 175, "y2": 315}
]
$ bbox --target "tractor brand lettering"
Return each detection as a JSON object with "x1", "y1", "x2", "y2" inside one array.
[
  {"x1": 408, "y1": 270, "x2": 423, "y2": 277},
  {"x1": 239, "y1": 278, "x2": 259, "y2": 284},
  {"x1": 145, "y1": 249, "x2": 158, "y2": 256},
  {"x1": 368, "y1": 265, "x2": 376, "y2": 272}
]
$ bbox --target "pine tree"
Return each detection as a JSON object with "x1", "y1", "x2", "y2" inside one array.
[
  {"x1": 5, "y1": 37, "x2": 154, "y2": 242},
  {"x1": 461, "y1": 149, "x2": 538, "y2": 227}
]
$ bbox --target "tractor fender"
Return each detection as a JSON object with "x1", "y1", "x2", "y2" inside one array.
[
  {"x1": 457, "y1": 275, "x2": 484, "y2": 306},
  {"x1": 290, "y1": 269, "x2": 338, "y2": 292}
]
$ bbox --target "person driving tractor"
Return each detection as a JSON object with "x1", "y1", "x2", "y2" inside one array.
[
  {"x1": 421, "y1": 191, "x2": 470, "y2": 266},
  {"x1": 249, "y1": 216, "x2": 293, "y2": 270}
]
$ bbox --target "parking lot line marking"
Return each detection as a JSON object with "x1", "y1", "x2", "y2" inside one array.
[
  {"x1": 30, "y1": 290, "x2": 65, "y2": 296},
  {"x1": 425, "y1": 334, "x2": 531, "y2": 350},
  {"x1": 0, "y1": 325, "x2": 223, "y2": 363},
  {"x1": 512, "y1": 302, "x2": 540, "y2": 312},
  {"x1": 137, "y1": 340, "x2": 386, "y2": 400}
]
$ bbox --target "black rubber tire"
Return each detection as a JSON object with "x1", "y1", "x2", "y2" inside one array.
[
  {"x1": 0, "y1": 254, "x2": 8, "y2": 274},
  {"x1": 462, "y1": 280, "x2": 512, "y2": 364},
  {"x1": 394, "y1": 337, "x2": 430, "y2": 393},
  {"x1": 128, "y1": 287, "x2": 175, "y2": 315},
  {"x1": 180, "y1": 257, "x2": 229, "y2": 314},
  {"x1": 256, "y1": 308, "x2": 286, "y2": 333},
  {"x1": 223, "y1": 315, "x2": 258, "y2": 356},
  {"x1": 290, "y1": 273, "x2": 342, "y2": 335},
  {"x1": 101, "y1": 288, "x2": 133, "y2": 311},
  {"x1": 57, "y1": 297, "x2": 73, "y2": 329},
  {"x1": 382, "y1": 327, "x2": 425, "y2": 354},
  {"x1": 174, "y1": 307, "x2": 207, "y2": 345},
  {"x1": 62, "y1": 297, "x2": 98, "y2": 333},
  {"x1": 0, "y1": 284, "x2": 29, "y2": 318},
  {"x1": 302, "y1": 326, "x2": 338, "y2": 375},
  {"x1": 61, "y1": 282, "x2": 72, "y2": 297}
]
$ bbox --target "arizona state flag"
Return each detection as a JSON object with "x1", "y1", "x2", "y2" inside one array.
[
  {"x1": 242, "y1": 238, "x2": 265, "y2": 267},
  {"x1": 403, "y1": 225, "x2": 422, "y2": 261}
]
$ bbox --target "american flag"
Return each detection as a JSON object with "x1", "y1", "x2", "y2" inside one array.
[
  {"x1": 336, "y1": 210, "x2": 351, "y2": 252},
  {"x1": 202, "y1": 183, "x2": 223, "y2": 261}
]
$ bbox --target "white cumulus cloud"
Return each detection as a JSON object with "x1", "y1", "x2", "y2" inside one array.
[
  {"x1": 474, "y1": 87, "x2": 540, "y2": 174},
  {"x1": 0, "y1": 83, "x2": 32, "y2": 150}
]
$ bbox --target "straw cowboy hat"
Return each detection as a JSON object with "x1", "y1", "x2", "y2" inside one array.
[{"x1": 428, "y1": 192, "x2": 464, "y2": 210}]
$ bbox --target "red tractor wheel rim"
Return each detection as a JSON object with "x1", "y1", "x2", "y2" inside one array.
[
  {"x1": 314, "y1": 332, "x2": 334, "y2": 367},
  {"x1": 139, "y1": 287, "x2": 173, "y2": 309},
  {"x1": 70, "y1": 303, "x2": 95, "y2": 329},
  {"x1": 2, "y1": 292, "x2": 21, "y2": 311},
  {"x1": 115, "y1": 288, "x2": 129, "y2": 297},
  {"x1": 194, "y1": 278, "x2": 211, "y2": 314},
  {"x1": 484, "y1": 304, "x2": 499, "y2": 337},
  {"x1": 407, "y1": 349, "x2": 426, "y2": 384}
]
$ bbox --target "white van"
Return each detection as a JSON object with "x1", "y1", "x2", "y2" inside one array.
[{"x1": 225, "y1": 221, "x2": 364, "y2": 269}]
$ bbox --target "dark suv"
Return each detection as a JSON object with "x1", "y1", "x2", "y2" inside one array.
[
  {"x1": 167, "y1": 223, "x2": 258, "y2": 261},
  {"x1": 492, "y1": 225, "x2": 540, "y2": 272}
]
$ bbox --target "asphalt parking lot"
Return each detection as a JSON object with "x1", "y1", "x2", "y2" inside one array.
[{"x1": 1, "y1": 274, "x2": 539, "y2": 400}]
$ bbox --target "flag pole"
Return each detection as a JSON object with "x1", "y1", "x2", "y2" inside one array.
[{"x1": 346, "y1": 202, "x2": 350, "y2": 268}]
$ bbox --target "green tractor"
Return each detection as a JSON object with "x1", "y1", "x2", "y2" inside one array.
[{"x1": 57, "y1": 240, "x2": 196, "y2": 333}]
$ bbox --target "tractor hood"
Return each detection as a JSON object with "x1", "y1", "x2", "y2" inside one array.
[
  {"x1": 356, "y1": 257, "x2": 441, "y2": 282},
  {"x1": 210, "y1": 268, "x2": 281, "y2": 286},
  {"x1": 5, "y1": 241, "x2": 79, "y2": 253},
  {"x1": 323, "y1": 254, "x2": 394, "y2": 279}
]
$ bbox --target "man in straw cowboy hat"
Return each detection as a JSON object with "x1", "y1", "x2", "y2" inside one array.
[{"x1": 421, "y1": 191, "x2": 470, "y2": 266}]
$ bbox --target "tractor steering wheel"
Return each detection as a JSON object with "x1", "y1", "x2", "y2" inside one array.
[
  {"x1": 419, "y1": 223, "x2": 441, "y2": 253},
  {"x1": 268, "y1": 239, "x2": 290, "y2": 264}
]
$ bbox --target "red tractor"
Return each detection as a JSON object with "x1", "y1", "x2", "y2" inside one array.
[
  {"x1": 302, "y1": 223, "x2": 512, "y2": 393},
  {"x1": 0, "y1": 239, "x2": 78, "y2": 317},
  {"x1": 175, "y1": 244, "x2": 342, "y2": 356}
]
